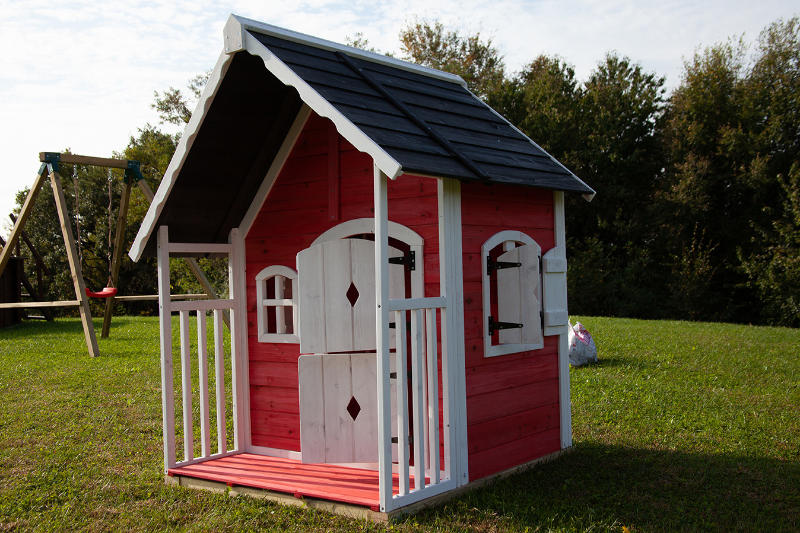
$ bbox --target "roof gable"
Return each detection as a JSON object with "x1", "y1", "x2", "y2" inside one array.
[{"x1": 130, "y1": 15, "x2": 593, "y2": 261}]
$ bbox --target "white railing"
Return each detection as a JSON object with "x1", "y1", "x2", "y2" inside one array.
[
  {"x1": 172, "y1": 301, "x2": 237, "y2": 468},
  {"x1": 157, "y1": 226, "x2": 247, "y2": 472},
  {"x1": 388, "y1": 297, "x2": 456, "y2": 505}
]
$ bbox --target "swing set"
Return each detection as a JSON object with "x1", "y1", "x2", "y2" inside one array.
[{"x1": 0, "y1": 152, "x2": 226, "y2": 357}]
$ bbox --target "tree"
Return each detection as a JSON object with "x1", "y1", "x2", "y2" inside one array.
[
  {"x1": 738, "y1": 18, "x2": 800, "y2": 326},
  {"x1": 152, "y1": 72, "x2": 210, "y2": 125},
  {"x1": 399, "y1": 20, "x2": 506, "y2": 101}
]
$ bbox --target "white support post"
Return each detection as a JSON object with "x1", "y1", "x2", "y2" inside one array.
[
  {"x1": 156, "y1": 226, "x2": 176, "y2": 472},
  {"x1": 228, "y1": 228, "x2": 250, "y2": 451},
  {"x1": 374, "y1": 164, "x2": 394, "y2": 511},
  {"x1": 437, "y1": 177, "x2": 469, "y2": 486},
  {"x1": 554, "y1": 191, "x2": 572, "y2": 448}
]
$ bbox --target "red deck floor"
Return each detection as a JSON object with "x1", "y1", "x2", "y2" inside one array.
[{"x1": 169, "y1": 453, "x2": 400, "y2": 510}]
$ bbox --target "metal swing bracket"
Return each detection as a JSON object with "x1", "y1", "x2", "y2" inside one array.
[
  {"x1": 40, "y1": 152, "x2": 61, "y2": 174},
  {"x1": 123, "y1": 160, "x2": 145, "y2": 184}
]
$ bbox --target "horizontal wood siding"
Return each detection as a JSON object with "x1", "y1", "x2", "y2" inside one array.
[
  {"x1": 460, "y1": 180, "x2": 561, "y2": 481},
  {"x1": 246, "y1": 112, "x2": 439, "y2": 451}
]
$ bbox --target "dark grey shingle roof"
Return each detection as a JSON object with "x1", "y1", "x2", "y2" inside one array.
[{"x1": 252, "y1": 31, "x2": 593, "y2": 194}]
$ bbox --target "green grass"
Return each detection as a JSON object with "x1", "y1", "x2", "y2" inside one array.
[{"x1": 0, "y1": 316, "x2": 798, "y2": 531}]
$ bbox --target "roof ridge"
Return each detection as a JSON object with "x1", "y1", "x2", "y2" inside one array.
[{"x1": 225, "y1": 14, "x2": 468, "y2": 89}]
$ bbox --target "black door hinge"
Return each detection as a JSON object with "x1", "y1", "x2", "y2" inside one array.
[
  {"x1": 488, "y1": 315, "x2": 523, "y2": 335},
  {"x1": 389, "y1": 250, "x2": 415, "y2": 271},
  {"x1": 487, "y1": 256, "x2": 521, "y2": 273}
]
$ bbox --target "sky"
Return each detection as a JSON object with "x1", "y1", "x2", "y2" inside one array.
[{"x1": 1, "y1": 0, "x2": 797, "y2": 238}]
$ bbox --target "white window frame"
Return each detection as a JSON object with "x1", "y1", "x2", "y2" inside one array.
[
  {"x1": 255, "y1": 265, "x2": 299, "y2": 343},
  {"x1": 481, "y1": 230, "x2": 543, "y2": 358}
]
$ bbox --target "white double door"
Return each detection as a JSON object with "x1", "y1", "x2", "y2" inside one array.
[{"x1": 296, "y1": 237, "x2": 409, "y2": 464}]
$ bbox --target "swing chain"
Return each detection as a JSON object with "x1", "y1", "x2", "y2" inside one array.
[
  {"x1": 73, "y1": 164, "x2": 81, "y2": 265},
  {"x1": 107, "y1": 168, "x2": 114, "y2": 288}
]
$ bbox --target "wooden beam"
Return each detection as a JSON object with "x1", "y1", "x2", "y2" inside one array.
[
  {"x1": 0, "y1": 166, "x2": 47, "y2": 279},
  {"x1": 39, "y1": 152, "x2": 130, "y2": 170},
  {"x1": 49, "y1": 169, "x2": 100, "y2": 357},
  {"x1": 137, "y1": 179, "x2": 230, "y2": 328},
  {"x1": 0, "y1": 300, "x2": 80, "y2": 309},
  {"x1": 113, "y1": 293, "x2": 210, "y2": 302},
  {"x1": 101, "y1": 180, "x2": 132, "y2": 338}
]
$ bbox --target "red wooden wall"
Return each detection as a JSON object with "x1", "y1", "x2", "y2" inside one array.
[
  {"x1": 245, "y1": 111, "x2": 561, "y2": 481},
  {"x1": 245, "y1": 113, "x2": 440, "y2": 451},
  {"x1": 460, "y1": 182, "x2": 562, "y2": 481}
]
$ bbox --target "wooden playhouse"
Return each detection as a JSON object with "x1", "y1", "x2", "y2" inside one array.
[{"x1": 129, "y1": 14, "x2": 595, "y2": 518}]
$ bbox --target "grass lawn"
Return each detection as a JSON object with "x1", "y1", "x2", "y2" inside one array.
[{"x1": 0, "y1": 315, "x2": 798, "y2": 531}]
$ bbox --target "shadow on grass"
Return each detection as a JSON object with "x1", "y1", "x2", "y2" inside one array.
[{"x1": 410, "y1": 443, "x2": 800, "y2": 532}]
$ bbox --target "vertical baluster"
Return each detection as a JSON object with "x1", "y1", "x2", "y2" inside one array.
[
  {"x1": 213, "y1": 309, "x2": 227, "y2": 454},
  {"x1": 197, "y1": 310, "x2": 210, "y2": 458},
  {"x1": 395, "y1": 310, "x2": 410, "y2": 495},
  {"x1": 440, "y1": 307, "x2": 451, "y2": 480},
  {"x1": 179, "y1": 309, "x2": 193, "y2": 462},
  {"x1": 410, "y1": 308, "x2": 426, "y2": 490},
  {"x1": 426, "y1": 308, "x2": 440, "y2": 484}
]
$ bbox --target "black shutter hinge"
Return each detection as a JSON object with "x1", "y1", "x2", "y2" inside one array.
[
  {"x1": 389, "y1": 250, "x2": 415, "y2": 271},
  {"x1": 487, "y1": 256, "x2": 521, "y2": 273},
  {"x1": 488, "y1": 315, "x2": 523, "y2": 335}
]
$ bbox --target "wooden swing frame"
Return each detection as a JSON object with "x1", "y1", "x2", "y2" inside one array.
[{"x1": 0, "y1": 152, "x2": 226, "y2": 357}]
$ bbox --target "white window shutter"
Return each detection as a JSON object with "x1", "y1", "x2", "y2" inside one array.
[
  {"x1": 542, "y1": 246, "x2": 569, "y2": 335},
  {"x1": 497, "y1": 244, "x2": 542, "y2": 346}
]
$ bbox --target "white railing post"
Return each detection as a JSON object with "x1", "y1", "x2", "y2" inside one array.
[
  {"x1": 213, "y1": 309, "x2": 228, "y2": 454},
  {"x1": 395, "y1": 310, "x2": 410, "y2": 496},
  {"x1": 410, "y1": 308, "x2": 426, "y2": 490},
  {"x1": 197, "y1": 310, "x2": 211, "y2": 458},
  {"x1": 179, "y1": 309, "x2": 193, "y2": 462},
  {"x1": 426, "y1": 308, "x2": 440, "y2": 484},
  {"x1": 374, "y1": 164, "x2": 394, "y2": 511},
  {"x1": 157, "y1": 226, "x2": 176, "y2": 472}
]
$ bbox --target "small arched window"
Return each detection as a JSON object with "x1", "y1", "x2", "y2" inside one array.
[
  {"x1": 255, "y1": 265, "x2": 299, "y2": 343},
  {"x1": 482, "y1": 231, "x2": 543, "y2": 357}
]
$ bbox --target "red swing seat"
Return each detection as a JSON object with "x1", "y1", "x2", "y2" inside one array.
[{"x1": 85, "y1": 286, "x2": 118, "y2": 298}]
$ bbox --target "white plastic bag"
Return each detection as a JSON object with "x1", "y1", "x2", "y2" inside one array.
[{"x1": 568, "y1": 321, "x2": 598, "y2": 367}]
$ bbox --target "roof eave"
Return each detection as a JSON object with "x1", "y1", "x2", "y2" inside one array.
[
  {"x1": 225, "y1": 14, "x2": 469, "y2": 88},
  {"x1": 463, "y1": 87, "x2": 596, "y2": 202}
]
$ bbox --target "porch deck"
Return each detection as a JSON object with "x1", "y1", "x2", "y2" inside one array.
[{"x1": 168, "y1": 453, "x2": 413, "y2": 510}]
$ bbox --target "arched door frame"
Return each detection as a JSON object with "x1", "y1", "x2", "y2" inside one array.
[{"x1": 311, "y1": 217, "x2": 425, "y2": 299}]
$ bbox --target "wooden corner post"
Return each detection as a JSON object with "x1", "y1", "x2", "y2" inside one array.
[
  {"x1": 373, "y1": 164, "x2": 394, "y2": 511},
  {"x1": 437, "y1": 177, "x2": 469, "y2": 486},
  {"x1": 49, "y1": 166, "x2": 100, "y2": 357},
  {"x1": 157, "y1": 225, "x2": 176, "y2": 471},
  {"x1": 554, "y1": 191, "x2": 572, "y2": 449}
]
